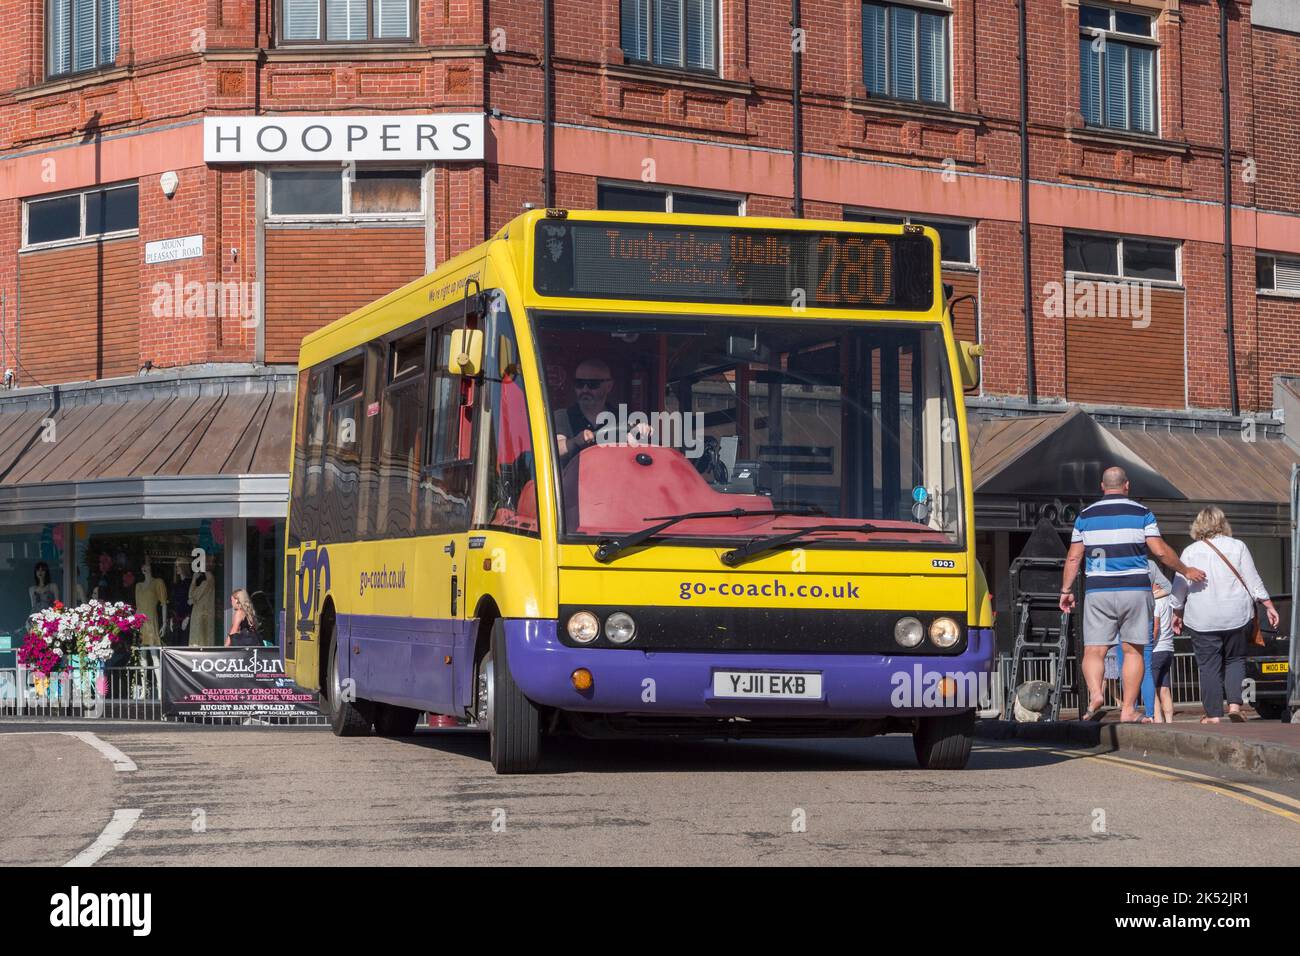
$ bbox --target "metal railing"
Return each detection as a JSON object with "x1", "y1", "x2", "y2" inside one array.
[
  {"x1": 0, "y1": 657, "x2": 326, "y2": 725},
  {"x1": 0, "y1": 662, "x2": 162, "y2": 720},
  {"x1": 984, "y1": 651, "x2": 1204, "y2": 718}
]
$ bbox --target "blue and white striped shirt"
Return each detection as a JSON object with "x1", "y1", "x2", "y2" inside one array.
[{"x1": 1071, "y1": 495, "x2": 1160, "y2": 592}]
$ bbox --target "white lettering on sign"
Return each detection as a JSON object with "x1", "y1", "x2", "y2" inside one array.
[
  {"x1": 144, "y1": 235, "x2": 204, "y2": 265},
  {"x1": 204, "y1": 115, "x2": 486, "y2": 163}
]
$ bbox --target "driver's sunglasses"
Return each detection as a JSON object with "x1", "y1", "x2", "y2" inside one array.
[{"x1": 574, "y1": 378, "x2": 610, "y2": 390}]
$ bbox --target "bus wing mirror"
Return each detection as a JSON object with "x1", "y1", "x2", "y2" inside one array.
[
  {"x1": 958, "y1": 341, "x2": 983, "y2": 391},
  {"x1": 447, "y1": 328, "x2": 485, "y2": 377}
]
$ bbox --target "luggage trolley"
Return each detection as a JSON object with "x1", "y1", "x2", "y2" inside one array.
[{"x1": 1004, "y1": 555, "x2": 1078, "y2": 722}]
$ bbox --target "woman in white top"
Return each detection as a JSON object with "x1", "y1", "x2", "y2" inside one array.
[{"x1": 1170, "y1": 507, "x2": 1279, "y2": 723}]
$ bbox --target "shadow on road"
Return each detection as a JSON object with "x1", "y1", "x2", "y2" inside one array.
[{"x1": 389, "y1": 728, "x2": 1088, "y2": 774}]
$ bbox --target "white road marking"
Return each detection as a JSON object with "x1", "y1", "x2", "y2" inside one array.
[
  {"x1": 0, "y1": 730, "x2": 136, "y2": 771},
  {"x1": 64, "y1": 809, "x2": 143, "y2": 867},
  {"x1": 0, "y1": 732, "x2": 144, "y2": 865}
]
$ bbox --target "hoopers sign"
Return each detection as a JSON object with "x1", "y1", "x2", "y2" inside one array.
[{"x1": 204, "y1": 114, "x2": 485, "y2": 163}]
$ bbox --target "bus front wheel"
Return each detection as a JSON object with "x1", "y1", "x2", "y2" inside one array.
[
  {"x1": 485, "y1": 619, "x2": 541, "y2": 774},
  {"x1": 327, "y1": 636, "x2": 372, "y2": 737},
  {"x1": 912, "y1": 711, "x2": 974, "y2": 770}
]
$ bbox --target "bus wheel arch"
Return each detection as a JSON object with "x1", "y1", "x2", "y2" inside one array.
[{"x1": 317, "y1": 597, "x2": 337, "y2": 694}]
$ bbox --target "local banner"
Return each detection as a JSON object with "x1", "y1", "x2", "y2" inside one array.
[{"x1": 161, "y1": 647, "x2": 319, "y2": 719}]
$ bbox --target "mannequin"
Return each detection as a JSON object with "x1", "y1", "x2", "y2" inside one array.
[
  {"x1": 188, "y1": 570, "x2": 215, "y2": 647},
  {"x1": 90, "y1": 552, "x2": 116, "y2": 603},
  {"x1": 29, "y1": 562, "x2": 59, "y2": 613},
  {"x1": 135, "y1": 562, "x2": 169, "y2": 646},
  {"x1": 169, "y1": 559, "x2": 192, "y2": 646}
]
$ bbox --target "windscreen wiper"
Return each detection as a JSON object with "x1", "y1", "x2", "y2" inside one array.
[
  {"x1": 593, "y1": 508, "x2": 821, "y2": 564},
  {"x1": 720, "y1": 523, "x2": 886, "y2": 568}
]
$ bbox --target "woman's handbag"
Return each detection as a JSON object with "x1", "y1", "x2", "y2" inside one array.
[{"x1": 1202, "y1": 539, "x2": 1266, "y2": 647}]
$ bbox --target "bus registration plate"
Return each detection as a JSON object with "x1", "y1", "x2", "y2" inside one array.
[{"x1": 712, "y1": 671, "x2": 823, "y2": 699}]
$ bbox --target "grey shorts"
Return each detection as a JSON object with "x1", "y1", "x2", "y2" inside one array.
[{"x1": 1083, "y1": 590, "x2": 1153, "y2": 648}]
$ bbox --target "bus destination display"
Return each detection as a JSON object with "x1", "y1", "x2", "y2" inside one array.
[{"x1": 533, "y1": 220, "x2": 934, "y2": 310}]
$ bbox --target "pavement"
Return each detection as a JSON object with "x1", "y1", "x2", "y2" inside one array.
[
  {"x1": 2, "y1": 719, "x2": 1300, "y2": 866},
  {"x1": 978, "y1": 705, "x2": 1300, "y2": 780}
]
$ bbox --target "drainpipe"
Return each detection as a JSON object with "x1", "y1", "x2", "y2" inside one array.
[
  {"x1": 1018, "y1": 0, "x2": 1037, "y2": 405},
  {"x1": 791, "y1": 0, "x2": 803, "y2": 217},
  {"x1": 542, "y1": 0, "x2": 555, "y2": 207},
  {"x1": 1219, "y1": 0, "x2": 1240, "y2": 416}
]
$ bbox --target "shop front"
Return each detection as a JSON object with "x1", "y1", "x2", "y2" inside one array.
[
  {"x1": 0, "y1": 367, "x2": 292, "y2": 659},
  {"x1": 969, "y1": 406, "x2": 1300, "y2": 650}
]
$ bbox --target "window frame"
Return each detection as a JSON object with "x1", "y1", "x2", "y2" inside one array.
[
  {"x1": 266, "y1": 165, "x2": 427, "y2": 223},
  {"x1": 595, "y1": 180, "x2": 746, "y2": 216},
  {"x1": 21, "y1": 183, "x2": 139, "y2": 252},
  {"x1": 1078, "y1": 3, "x2": 1160, "y2": 136},
  {"x1": 45, "y1": 0, "x2": 119, "y2": 80},
  {"x1": 1257, "y1": 253, "x2": 1300, "y2": 298},
  {"x1": 844, "y1": 208, "x2": 975, "y2": 268},
  {"x1": 1063, "y1": 231, "x2": 1181, "y2": 286},
  {"x1": 620, "y1": 0, "x2": 721, "y2": 76},
  {"x1": 861, "y1": 0, "x2": 953, "y2": 108},
  {"x1": 277, "y1": 0, "x2": 418, "y2": 46}
]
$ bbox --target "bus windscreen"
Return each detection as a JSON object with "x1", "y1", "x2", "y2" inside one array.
[{"x1": 533, "y1": 220, "x2": 935, "y2": 310}]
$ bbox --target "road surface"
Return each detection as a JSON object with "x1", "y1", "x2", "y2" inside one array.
[{"x1": 2, "y1": 722, "x2": 1297, "y2": 866}]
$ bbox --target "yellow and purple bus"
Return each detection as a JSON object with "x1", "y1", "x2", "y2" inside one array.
[{"x1": 284, "y1": 209, "x2": 993, "y2": 772}]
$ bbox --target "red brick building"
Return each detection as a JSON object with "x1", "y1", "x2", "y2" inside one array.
[{"x1": 0, "y1": 0, "x2": 1298, "y2": 643}]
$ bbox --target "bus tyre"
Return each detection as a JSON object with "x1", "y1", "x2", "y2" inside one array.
[
  {"x1": 327, "y1": 637, "x2": 372, "y2": 737},
  {"x1": 373, "y1": 703, "x2": 419, "y2": 736},
  {"x1": 913, "y1": 710, "x2": 974, "y2": 770},
  {"x1": 487, "y1": 619, "x2": 541, "y2": 774}
]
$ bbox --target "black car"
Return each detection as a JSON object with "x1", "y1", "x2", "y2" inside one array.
[{"x1": 1246, "y1": 611, "x2": 1291, "y2": 721}]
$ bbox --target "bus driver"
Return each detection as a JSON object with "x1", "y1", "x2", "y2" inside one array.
[{"x1": 554, "y1": 358, "x2": 650, "y2": 461}]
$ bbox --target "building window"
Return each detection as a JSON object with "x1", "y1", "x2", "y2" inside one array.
[
  {"x1": 1064, "y1": 232, "x2": 1178, "y2": 282},
  {"x1": 280, "y1": 0, "x2": 414, "y2": 44},
  {"x1": 1079, "y1": 3, "x2": 1157, "y2": 135},
  {"x1": 47, "y1": 0, "x2": 119, "y2": 78},
  {"x1": 862, "y1": 1, "x2": 950, "y2": 106},
  {"x1": 621, "y1": 0, "x2": 717, "y2": 72},
  {"x1": 596, "y1": 182, "x2": 742, "y2": 215},
  {"x1": 845, "y1": 211, "x2": 973, "y2": 266},
  {"x1": 1257, "y1": 254, "x2": 1300, "y2": 295},
  {"x1": 23, "y1": 183, "x2": 138, "y2": 249},
  {"x1": 268, "y1": 168, "x2": 424, "y2": 219}
]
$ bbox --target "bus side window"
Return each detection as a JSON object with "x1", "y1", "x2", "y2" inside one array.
[
  {"x1": 322, "y1": 352, "x2": 365, "y2": 543},
  {"x1": 421, "y1": 327, "x2": 474, "y2": 534},
  {"x1": 485, "y1": 299, "x2": 538, "y2": 533},
  {"x1": 290, "y1": 365, "x2": 329, "y2": 548},
  {"x1": 375, "y1": 327, "x2": 428, "y2": 538}
]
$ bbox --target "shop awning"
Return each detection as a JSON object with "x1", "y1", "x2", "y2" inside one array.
[
  {"x1": 0, "y1": 370, "x2": 293, "y2": 525},
  {"x1": 970, "y1": 407, "x2": 1300, "y2": 537}
]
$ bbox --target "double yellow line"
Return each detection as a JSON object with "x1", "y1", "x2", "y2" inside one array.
[
  {"x1": 981, "y1": 742, "x2": 1300, "y2": 825},
  {"x1": 1055, "y1": 747, "x2": 1300, "y2": 824}
]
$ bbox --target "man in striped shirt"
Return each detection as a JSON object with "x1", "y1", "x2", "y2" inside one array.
[{"x1": 1059, "y1": 467, "x2": 1206, "y2": 721}]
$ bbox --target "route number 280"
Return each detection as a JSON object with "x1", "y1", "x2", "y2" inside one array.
[{"x1": 815, "y1": 236, "x2": 893, "y2": 305}]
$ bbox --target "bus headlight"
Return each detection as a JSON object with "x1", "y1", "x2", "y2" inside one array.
[
  {"x1": 604, "y1": 612, "x2": 637, "y2": 644},
  {"x1": 929, "y1": 617, "x2": 961, "y2": 648},
  {"x1": 894, "y1": 617, "x2": 923, "y2": 648},
  {"x1": 567, "y1": 611, "x2": 600, "y2": 644}
]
